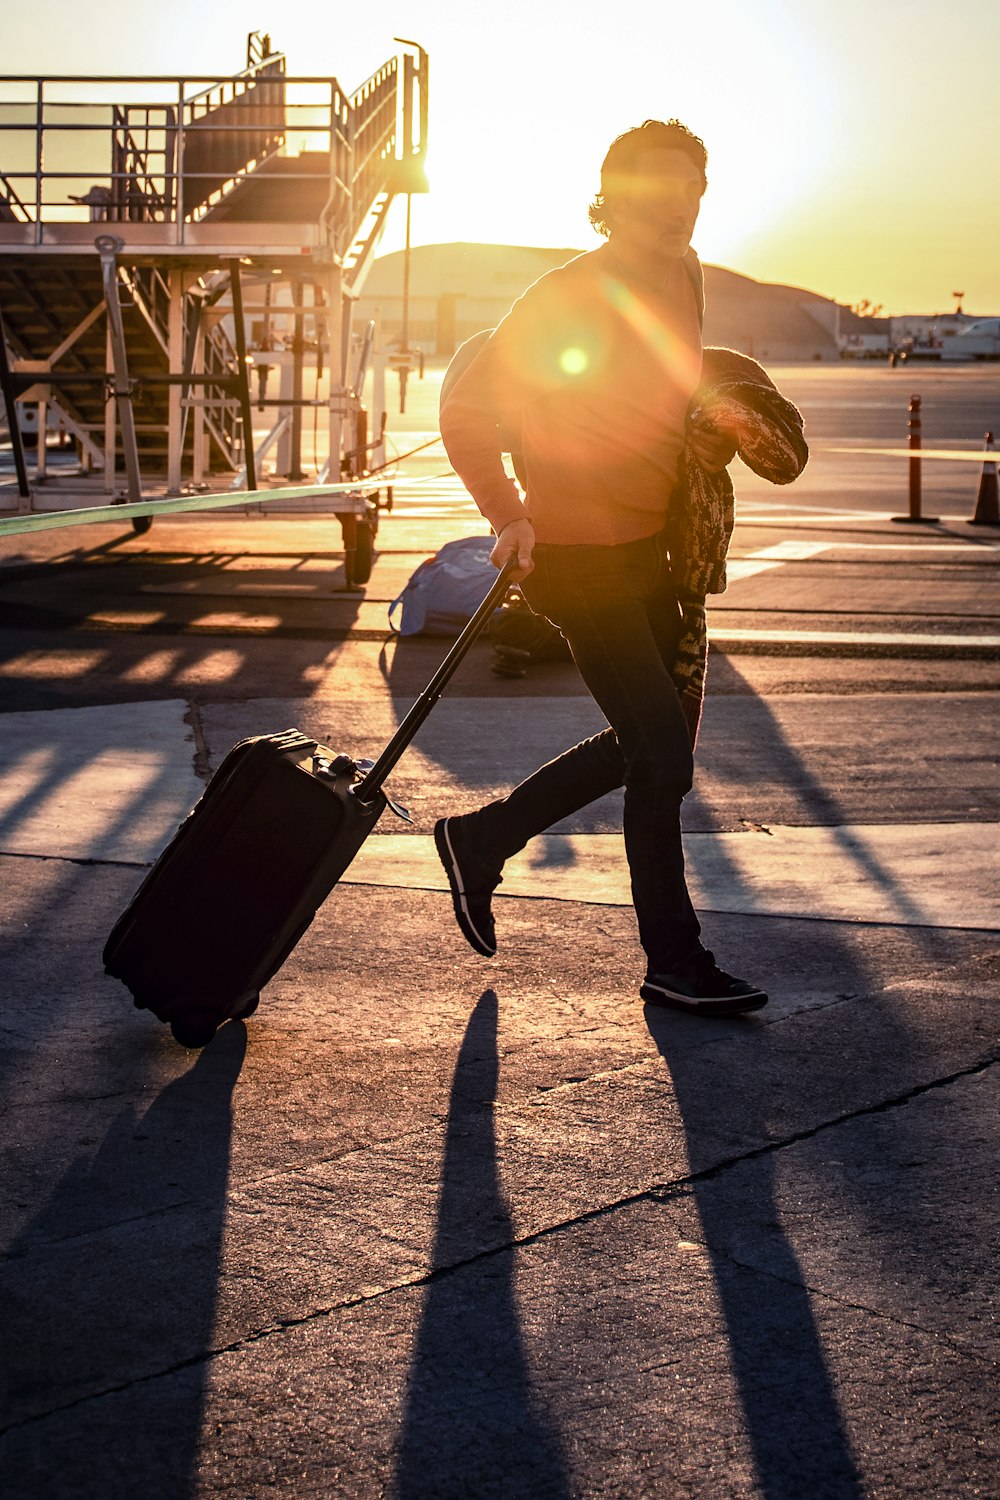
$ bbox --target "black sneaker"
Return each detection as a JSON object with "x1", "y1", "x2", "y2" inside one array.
[
  {"x1": 640, "y1": 948, "x2": 768, "y2": 1015},
  {"x1": 434, "y1": 815, "x2": 502, "y2": 958}
]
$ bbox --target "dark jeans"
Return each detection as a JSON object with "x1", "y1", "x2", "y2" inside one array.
[{"x1": 471, "y1": 531, "x2": 701, "y2": 971}]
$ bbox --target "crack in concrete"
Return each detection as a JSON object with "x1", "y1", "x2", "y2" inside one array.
[
  {"x1": 522, "y1": 1056, "x2": 661, "y2": 1106},
  {"x1": 184, "y1": 700, "x2": 212, "y2": 784},
  {"x1": 696, "y1": 1240, "x2": 1000, "y2": 1370},
  {"x1": 8, "y1": 982, "x2": 989, "y2": 1261},
  {"x1": 1, "y1": 1199, "x2": 199, "y2": 1262},
  {"x1": 648, "y1": 1050, "x2": 999, "y2": 1196},
  {"x1": 1, "y1": 1090, "x2": 132, "y2": 1109},
  {"x1": 757, "y1": 944, "x2": 1000, "y2": 1031},
  {"x1": 879, "y1": 943, "x2": 1000, "y2": 995},
  {"x1": 0, "y1": 849, "x2": 149, "y2": 869},
  {"x1": 4, "y1": 1050, "x2": 997, "y2": 1435},
  {"x1": 766, "y1": 992, "x2": 866, "y2": 1024}
]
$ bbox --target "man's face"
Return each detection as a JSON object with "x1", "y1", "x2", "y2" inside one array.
[{"x1": 611, "y1": 146, "x2": 705, "y2": 265}]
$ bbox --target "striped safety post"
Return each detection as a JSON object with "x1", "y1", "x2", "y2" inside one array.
[{"x1": 892, "y1": 393, "x2": 938, "y2": 524}]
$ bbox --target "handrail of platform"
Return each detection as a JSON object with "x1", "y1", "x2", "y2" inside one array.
[
  {"x1": 0, "y1": 61, "x2": 290, "y2": 236},
  {"x1": 182, "y1": 61, "x2": 287, "y2": 221},
  {"x1": 0, "y1": 73, "x2": 390, "y2": 89},
  {"x1": 324, "y1": 59, "x2": 399, "y2": 263},
  {"x1": 111, "y1": 109, "x2": 171, "y2": 222},
  {"x1": 182, "y1": 52, "x2": 286, "y2": 109},
  {"x1": 0, "y1": 73, "x2": 400, "y2": 248},
  {"x1": 0, "y1": 37, "x2": 423, "y2": 250}
]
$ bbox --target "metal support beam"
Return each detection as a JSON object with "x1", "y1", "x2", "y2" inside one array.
[
  {"x1": 226, "y1": 259, "x2": 257, "y2": 490},
  {"x1": 103, "y1": 317, "x2": 116, "y2": 492},
  {"x1": 192, "y1": 310, "x2": 207, "y2": 487},
  {"x1": 180, "y1": 289, "x2": 202, "y2": 461},
  {"x1": 325, "y1": 264, "x2": 346, "y2": 481},
  {"x1": 0, "y1": 305, "x2": 31, "y2": 502},
  {"x1": 166, "y1": 268, "x2": 185, "y2": 494},
  {"x1": 46, "y1": 302, "x2": 106, "y2": 369},
  {"x1": 35, "y1": 395, "x2": 48, "y2": 480},
  {"x1": 288, "y1": 295, "x2": 305, "y2": 480},
  {"x1": 96, "y1": 234, "x2": 143, "y2": 503}
]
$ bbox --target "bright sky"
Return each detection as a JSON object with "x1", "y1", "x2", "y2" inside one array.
[{"x1": 6, "y1": 0, "x2": 1000, "y2": 315}]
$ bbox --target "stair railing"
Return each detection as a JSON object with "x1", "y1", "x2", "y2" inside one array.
[
  {"x1": 111, "y1": 108, "x2": 172, "y2": 222},
  {"x1": 198, "y1": 307, "x2": 243, "y2": 468},
  {"x1": 120, "y1": 261, "x2": 243, "y2": 470},
  {"x1": 0, "y1": 173, "x2": 31, "y2": 223},
  {"x1": 322, "y1": 61, "x2": 399, "y2": 267},
  {"x1": 180, "y1": 54, "x2": 286, "y2": 221}
]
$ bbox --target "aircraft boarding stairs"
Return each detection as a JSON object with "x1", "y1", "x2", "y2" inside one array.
[
  {"x1": 0, "y1": 256, "x2": 241, "y2": 478},
  {"x1": 0, "y1": 32, "x2": 428, "y2": 518}
]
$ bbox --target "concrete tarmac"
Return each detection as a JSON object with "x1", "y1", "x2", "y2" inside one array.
[{"x1": 1, "y1": 366, "x2": 999, "y2": 1498}]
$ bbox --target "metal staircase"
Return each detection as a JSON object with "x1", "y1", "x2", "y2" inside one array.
[
  {"x1": 0, "y1": 256, "x2": 241, "y2": 475},
  {"x1": 0, "y1": 33, "x2": 428, "y2": 504}
]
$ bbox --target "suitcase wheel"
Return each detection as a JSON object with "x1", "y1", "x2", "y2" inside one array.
[
  {"x1": 170, "y1": 1013, "x2": 219, "y2": 1049},
  {"x1": 233, "y1": 993, "x2": 260, "y2": 1020}
]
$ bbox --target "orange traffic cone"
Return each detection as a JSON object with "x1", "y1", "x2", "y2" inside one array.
[{"x1": 969, "y1": 431, "x2": 1000, "y2": 525}]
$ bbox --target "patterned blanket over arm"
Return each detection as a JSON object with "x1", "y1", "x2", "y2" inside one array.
[{"x1": 665, "y1": 347, "x2": 809, "y2": 744}]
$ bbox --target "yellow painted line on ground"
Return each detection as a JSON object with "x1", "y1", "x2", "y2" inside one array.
[
  {"x1": 710, "y1": 628, "x2": 1000, "y2": 649},
  {"x1": 731, "y1": 539, "x2": 1000, "y2": 556},
  {"x1": 805, "y1": 540, "x2": 1000, "y2": 552},
  {"x1": 739, "y1": 511, "x2": 969, "y2": 525},
  {"x1": 829, "y1": 446, "x2": 999, "y2": 463}
]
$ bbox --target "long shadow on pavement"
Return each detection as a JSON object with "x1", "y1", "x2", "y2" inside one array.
[
  {"x1": 640, "y1": 660, "x2": 993, "y2": 1496},
  {"x1": 648, "y1": 1008, "x2": 865, "y2": 1499},
  {"x1": 0, "y1": 539, "x2": 368, "y2": 712},
  {"x1": 0, "y1": 1025, "x2": 245, "y2": 1495},
  {"x1": 0, "y1": 742, "x2": 200, "y2": 1101},
  {"x1": 394, "y1": 989, "x2": 571, "y2": 1499}
]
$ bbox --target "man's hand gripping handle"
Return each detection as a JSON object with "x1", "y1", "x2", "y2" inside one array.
[{"x1": 490, "y1": 516, "x2": 535, "y2": 581}]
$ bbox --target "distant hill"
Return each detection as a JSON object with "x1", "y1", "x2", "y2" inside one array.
[
  {"x1": 702, "y1": 264, "x2": 845, "y2": 360},
  {"x1": 358, "y1": 242, "x2": 858, "y2": 360},
  {"x1": 365, "y1": 242, "x2": 585, "y2": 301}
]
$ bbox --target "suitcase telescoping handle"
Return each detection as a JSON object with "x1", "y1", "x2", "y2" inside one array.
[{"x1": 356, "y1": 556, "x2": 518, "y2": 804}]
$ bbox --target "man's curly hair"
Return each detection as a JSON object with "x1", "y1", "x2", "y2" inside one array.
[{"x1": 589, "y1": 119, "x2": 708, "y2": 237}]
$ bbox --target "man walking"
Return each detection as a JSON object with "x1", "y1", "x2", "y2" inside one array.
[{"x1": 436, "y1": 119, "x2": 780, "y2": 1015}]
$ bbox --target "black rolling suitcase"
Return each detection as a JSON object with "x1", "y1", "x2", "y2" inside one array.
[{"x1": 103, "y1": 558, "x2": 514, "y2": 1048}]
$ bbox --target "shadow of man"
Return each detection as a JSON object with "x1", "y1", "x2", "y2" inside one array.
[
  {"x1": 1, "y1": 1024, "x2": 246, "y2": 1495},
  {"x1": 645, "y1": 1004, "x2": 865, "y2": 1500},
  {"x1": 394, "y1": 989, "x2": 571, "y2": 1499}
]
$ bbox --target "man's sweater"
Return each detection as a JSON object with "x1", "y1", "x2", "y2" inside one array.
[{"x1": 439, "y1": 243, "x2": 704, "y2": 546}]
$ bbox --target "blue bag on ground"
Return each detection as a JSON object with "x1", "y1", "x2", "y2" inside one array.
[{"x1": 388, "y1": 534, "x2": 500, "y2": 636}]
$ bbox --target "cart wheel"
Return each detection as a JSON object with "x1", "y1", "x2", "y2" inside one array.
[
  {"x1": 170, "y1": 1014, "x2": 218, "y2": 1049},
  {"x1": 131, "y1": 515, "x2": 152, "y2": 536},
  {"x1": 351, "y1": 518, "x2": 376, "y2": 585},
  {"x1": 233, "y1": 993, "x2": 260, "y2": 1020}
]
